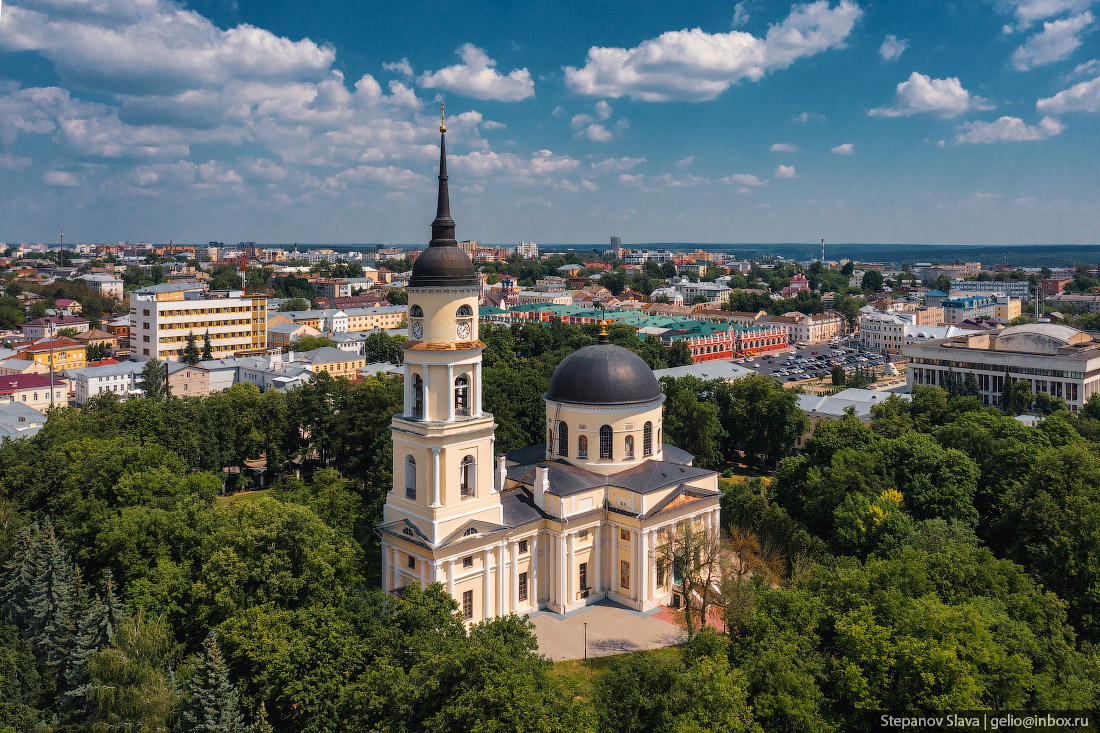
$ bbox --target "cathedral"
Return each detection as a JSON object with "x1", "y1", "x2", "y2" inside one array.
[{"x1": 378, "y1": 116, "x2": 722, "y2": 623}]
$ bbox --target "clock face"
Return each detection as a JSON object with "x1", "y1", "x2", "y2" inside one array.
[
  {"x1": 456, "y1": 321, "x2": 471, "y2": 340},
  {"x1": 411, "y1": 321, "x2": 423, "y2": 339}
]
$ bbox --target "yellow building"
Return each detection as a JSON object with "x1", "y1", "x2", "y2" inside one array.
[
  {"x1": 995, "y1": 296, "x2": 1023, "y2": 321},
  {"x1": 130, "y1": 283, "x2": 267, "y2": 361},
  {"x1": 378, "y1": 126, "x2": 721, "y2": 624},
  {"x1": 17, "y1": 337, "x2": 87, "y2": 372},
  {"x1": 296, "y1": 347, "x2": 366, "y2": 377},
  {"x1": 344, "y1": 305, "x2": 406, "y2": 331}
]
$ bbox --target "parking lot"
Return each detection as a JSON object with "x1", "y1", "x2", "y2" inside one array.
[{"x1": 734, "y1": 338, "x2": 901, "y2": 384}]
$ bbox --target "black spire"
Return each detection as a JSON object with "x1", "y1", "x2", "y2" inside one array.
[{"x1": 430, "y1": 112, "x2": 456, "y2": 247}]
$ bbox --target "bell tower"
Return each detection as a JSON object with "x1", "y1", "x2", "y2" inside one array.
[{"x1": 383, "y1": 106, "x2": 502, "y2": 546}]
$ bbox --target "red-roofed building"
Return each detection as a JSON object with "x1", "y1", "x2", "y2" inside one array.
[
  {"x1": 0, "y1": 373, "x2": 70, "y2": 412},
  {"x1": 20, "y1": 315, "x2": 90, "y2": 339}
]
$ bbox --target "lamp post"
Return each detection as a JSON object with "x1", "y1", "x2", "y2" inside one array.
[{"x1": 583, "y1": 622, "x2": 588, "y2": 662}]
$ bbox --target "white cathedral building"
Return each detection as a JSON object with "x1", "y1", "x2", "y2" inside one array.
[{"x1": 378, "y1": 118, "x2": 722, "y2": 624}]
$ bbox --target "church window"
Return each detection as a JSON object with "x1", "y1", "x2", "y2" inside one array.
[
  {"x1": 579, "y1": 562, "x2": 588, "y2": 590},
  {"x1": 625, "y1": 435, "x2": 635, "y2": 459},
  {"x1": 577, "y1": 435, "x2": 588, "y2": 458},
  {"x1": 464, "y1": 527, "x2": 478, "y2": 537},
  {"x1": 518, "y1": 572, "x2": 528, "y2": 601},
  {"x1": 412, "y1": 374, "x2": 424, "y2": 418},
  {"x1": 557, "y1": 421, "x2": 568, "y2": 456},
  {"x1": 460, "y1": 455, "x2": 476, "y2": 498},
  {"x1": 620, "y1": 528, "x2": 630, "y2": 541},
  {"x1": 410, "y1": 305, "x2": 424, "y2": 318},
  {"x1": 404, "y1": 456, "x2": 416, "y2": 500},
  {"x1": 519, "y1": 539, "x2": 528, "y2": 553},
  {"x1": 657, "y1": 426, "x2": 662, "y2": 447},
  {"x1": 456, "y1": 304, "x2": 473, "y2": 316},
  {"x1": 599, "y1": 425, "x2": 612, "y2": 459},
  {"x1": 620, "y1": 560, "x2": 630, "y2": 589},
  {"x1": 578, "y1": 529, "x2": 588, "y2": 539},
  {"x1": 455, "y1": 375, "x2": 469, "y2": 417},
  {"x1": 463, "y1": 556, "x2": 473, "y2": 568},
  {"x1": 462, "y1": 590, "x2": 473, "y2": 619},
  {"x1": 402, "y1": 527, "x2": 414, "y2": 537},
  {"x1": 407, "y1": 555, "x2": 416, "y2": 569},
  {"x1": 643, "y1": 422, "x2": 653, "y2": 456}
]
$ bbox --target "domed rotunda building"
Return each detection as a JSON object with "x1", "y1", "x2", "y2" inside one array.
[{"x1": 378, "y1": 114, "x2": 721, "y2": 622}]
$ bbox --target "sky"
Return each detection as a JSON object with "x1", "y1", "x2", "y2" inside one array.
[{"x1": 0, "y1": 0, "x2": 1099, "y2": 246}]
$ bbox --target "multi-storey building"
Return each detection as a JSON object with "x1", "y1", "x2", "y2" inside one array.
[
  {"x1": 949, "y1": 279, "x2": 1030, "y2": 300},
  {"x1": 762, "y1": 310, "x2": 844, "y2": 344},
  {"x1": 943, "y1": 295, "x2": 995, "y2": 324},
  {"x1": 516, "y1": 241, "x2": 539, "y2": 259},
  {"x1": 20, "y1": 316, "x2": 89, "y2": 339},
  {"x1": 79, "y1": 273, "x2": 125, "y2": 299},
  {"x1": 130, "y1": 283, "x2": 267, "y2": 361},
  {"x1": 0, "y1": 374, "x2": 70, "y2": 412},
  {"x1": 14, "y1": 337, "x2": 87, "y2": 371},
  {"x1": 904, "y1": 324, "x2": 1100, "y2": 412},
  {"x1": 379, "y1": 123, "x2": 720, "y2": 624}
]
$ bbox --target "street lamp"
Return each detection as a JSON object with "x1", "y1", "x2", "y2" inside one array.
[{"x1": 583, "y1": 622, "x2": 588, "y2": 662}]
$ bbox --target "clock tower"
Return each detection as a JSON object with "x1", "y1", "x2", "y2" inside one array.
[{"x1": 383, "y1": 110, "x2": 502, "y2": 549}]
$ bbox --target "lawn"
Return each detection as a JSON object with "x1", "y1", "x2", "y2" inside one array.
[
  {"x1": 215, "y1": 488, "x2": 274, "y2": 508},
  {"x1": 548, "y1": 645, "x2": 681, "y2": 699}
]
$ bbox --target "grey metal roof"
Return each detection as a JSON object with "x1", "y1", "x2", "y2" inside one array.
[
  {"x1": 607, "y1": 460, "x2": 714, "y2": 495},
  {"x1": 545, "y1": 339, "x2": 662, "y2": 406},
  {"x1": 505, "y1": 442, "x2": 547, "y2": 465},
  {"x1": 501, "y1": 488, "x2": 550, "y2": 527},
  {"x1": 661, "y1": 443, "x2": 694, "y2": 465}
]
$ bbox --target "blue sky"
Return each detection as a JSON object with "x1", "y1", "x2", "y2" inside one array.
[{"x1": 1, "y1": 0, "x2": 1098, "y2": 246}]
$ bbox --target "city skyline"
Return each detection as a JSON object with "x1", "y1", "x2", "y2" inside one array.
[{"x1": 1, "y1": 0, "x2": 1099, "y2": 245}]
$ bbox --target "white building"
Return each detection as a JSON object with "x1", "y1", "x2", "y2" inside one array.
[
  {"x1": 65, "y1": 362, "x2": 144, "y2": 405},
  {"x1": 80, "y1": 273, "x2": 125, "y2": 299},
  {"x1": 516, "y1": 241, "x2": 539, "y2": 259},
  {"x1": 129, "y1": 283, "x2": 267, "y2": 361},
  {"x1": 949, "y1": 279, "x2": 1030, "y2": 300}
]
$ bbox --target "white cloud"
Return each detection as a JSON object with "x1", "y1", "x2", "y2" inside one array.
[
  {"x1": 879, "y1": 34, "x2": 909, "y2": 61},
  {"x1": 869, "y1": 72, "x2": 991, "y2": 118},
  {"x1": 581, "y1": 124, "x2": 612, "y2": 142},
  {"x1": 770, "y1": 142, "x2": 799, "y2": 152},
  {"x1": 564, "y1": 0, "x2": 862, "y2": 102},
  {"x1": 619, "y1": 172, "x2": 709, "y2": 190},
  {"x1": 419, "y1": 44, "x2": 534, "y2": 102},
  {"x1": 481, "y1": 120, "x2": 507, "y2": 130},
  {"x1": 794, "y1": 111, "x2": 824, "y2": 123},
  {"x1": 451, "y1": 149, "x2": 579, "y2": 182},
  {"x1": 1004, "y1": 0, "x2": 1092, "y2": 27},
  {"x1": 571, "y1": 101, "x2": 625, "y2": 141},
  {"x1": 383, "y1": 58, "x2": 414, "y2": 76},
  {"x1": 955, "y1": 115, "x2": 1065, "y2": 143},
  {"x1": 0, "y1": 154, "x2": 31, "y2": 170},
  {"x1": 44, "y1": 170, "x2": 79, "y2": 186},
  {"x1": 676, "y1": 156, "x2": 695, "y2": 169},
  {"x1": 1070, "y1": 59, "x2": 1100, "y2": 77},
  {"x1": 591, "y1": 156, "x2": 646, "y2": 174},
  {"x1": 595, "y1": 100, "x2": 612, "y2": 120},
  {"x1": 775, "y1": 164, "x2": 797, "y2": 178},
  {"x1": 719, "y1": 173, "x2": 767, "y2": 186},
  {"x1": 831, "y1": 142, "x2": 855, "y2": 154},
  {"x1": 581, "y1": 179, "x2": 599, "y2": 191},
  {"x1": 1013, "y1": 12, "x2": 1094, "y2": 70},
  {"x1": 1038, "y1": 73, "x2": 1100, "y2": 112},
  {"x1": 732, "y1": 1, "x2": 753, "y2": 27}
]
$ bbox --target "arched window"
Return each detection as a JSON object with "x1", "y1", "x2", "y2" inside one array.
[
  {"x1": 412, "y1": 374, "x2": 424, "y2": 418},
  {"x1": 455, "y1": 374, "x2": 469, "y2": 417},
  {"x1": 625, "y1": 435, "x2": 635, "y2": 459},
  {"x1": 456, "y1": 304, "x2": 473, "y2": 316},
  {"x1": 404, "y1": 456, "x2": 416, "y2": 500},
  {"x1": 558, "y1": 421, "x2": 568, "y2": 457},
  {"x1": 657, "y1": 426, "x2": 662, "y2": 447},
  {"x1": 410, "y1": 305, "x2": 424, "y2": 318},
  {"x1": 599, "y1": 425, "x2": 612, "y2": 459},
  {"x1": 643, "y1": 421, "x2": 653, "y2": 456},
  {"x1": 464, "y1": 527, "x2": 479, "y2": 536},
  {"x1": 578, "y1": 435, "x2": 588, "y2": 459},
  {"x1": 460, "y1": 455, "x2": 476, "y2": 498}
]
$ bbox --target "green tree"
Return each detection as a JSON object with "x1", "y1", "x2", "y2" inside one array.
[
  {"x1": 278, "y1": 297, "x2": 310, "y2": 312},
  {"x1": 177, "y1": 631, "x2": 246, "y2": 733},
  {"x1": 140, "y1": 359, "x2": 168, "y2": 401},
  {"x1": 667, "y1": 340, "x2": 692, "y2": 367},
  {"x1": 182, "y1": 332, "x2": 201, "y2": 365},
  {"x1": 294, "y1": 335, "x2": 336, "y2": 352},
  {"x1": 860, "y1": 270, "x2": 883, "y2": 292},
  {"x1": 385, "y1": 290, "x2": 408, "y2": 305},
  {"x1": 202, "y1": 331, "x2": 213, "y2": 361},
  {"x1": 65, "y1": 570, "x2": 124, "y2": 710},
  {"x1": 830, "y1": 364, "x2": 845, "y2": 386}
]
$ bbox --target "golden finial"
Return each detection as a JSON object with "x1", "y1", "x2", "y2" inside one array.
[
  {"x1": 599, "y1": 320, "x2": 609, "y2": 337},
  {"x1": 439, "y1": 102, "x2": 446, "y2": 133}
]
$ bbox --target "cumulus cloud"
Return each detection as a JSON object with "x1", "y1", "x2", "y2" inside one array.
[
  {"x1": 676, "y1": 156, "x2": 695, "y2": 169},
  {"x1": 1003, "y1": 0, "x2": 1092, "y2": 28},
  {"x1": 0, "y1": 154, "x2": 31, "y2": 170},
  {"x1": 732, "y1": 1, "x2": 753, "y2": 27},
  {"x1": 564, "y1": 0, "x2": 862, "y2": 102},
  {"x1": 719, "y1": 173, "x2": 767, "y2": 186},
  {"x1": 591, "y1": 156, "x2": 646, "y2": 174},
  {"x1": 1012, "y1": 12, "x2": 1094, "y2": 70},
  {"x1": 619, "y1": 172, "x2": 709, "y2": 191},
  {"x1": 775, "y1": 164, "x2": 797, "y2": 178},
  {"x1": 831, "y1": 142, "x2": 855, "y2": 154},
  {"x1": 879, "y1": 35, "x2": 909, "y2": 61},
  {"x1": 770, "y1": 142, "x2": 799, "y2": 152},
  {"x1": 1070, "y1": 59, "x2": 1100, "y2": 77},
  {"x1": 595, "y1": 100, "x2": 612, "y2": 119},
  {"x1": 419, "y1": 44, "x2": 534, "y2": 101},
  {"x1": 570, "y1": 101, "x2": 625, "y2": 141},
  {"x1": 44, "y1": 170, "x2": 79, "y2": 186},
  {"x1": 451, "y1": 149, "x2": 579, "y2": 182},
  {"x1": 383, "y1": 58, "x2": 414, "y2": 76},
  {"x1": 955, "y1": 115, "x2": 1065, "y2": 143},
  {"x1": 869, "y1": 72, "x2": 991, "y2": 117},
  {"x1": 1038, "y1": 73, "x2": 1100, "y2": 112}
]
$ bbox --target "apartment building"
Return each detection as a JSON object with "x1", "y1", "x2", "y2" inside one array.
[
  {"x1": 0, "y1": 374, "x2": 70, "y2": 412},
  {"x1": 762, "y1": 310, "x2": 845, "y2": 344},
  {"x1": 14, "y1": 337, "x2": 87, "y2": 371},
  {"x1": 21, "y1": 315, "x2": 89, "y2": 339},
  {"x1": 942, "y1": 295, "x2": 995, "y2": 324},
  {"x1": 344, "y1": 305, "x2": 407, "y2": 331},
  {"x1": 130, "y1": 283, "x2": 267, "y2": 361},
  {"x1": 949, "y1": 279, "x2": 1031, "y2": 300}
]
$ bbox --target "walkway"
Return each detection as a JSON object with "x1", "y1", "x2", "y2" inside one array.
[{"x1": 529, "y1": 600, "x2": 685, "y2": 661}]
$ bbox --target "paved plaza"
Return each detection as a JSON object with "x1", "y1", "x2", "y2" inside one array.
[{"x1": 529, "y1": 600, "x2": 685, "y2": 661}]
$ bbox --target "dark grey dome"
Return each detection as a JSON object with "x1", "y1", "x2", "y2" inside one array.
[
  {"x1": 546, "y1": 340, "x2": 662, "y2": 406},
  {"x1": 408, "y1": 245, "x2": 477, "y2": 288}
]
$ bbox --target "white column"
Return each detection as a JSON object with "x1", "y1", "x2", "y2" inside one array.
[
  {"x1": 566, "y1": 532, "x2": 575, "y2": 605},
  {"x1": 511, "y1": 541, "x2": 519, "y2": 612},
  {"x1": 646, "y1": 530, "x2": 656, "y2": 600},
  {"x1": 639, "y1": 529, "x2": 648, "y2": 604},
  {"x1": 482, "y1": 548, "x2": 492, "y2": 620},
  {"x1": 531, "y1": 534, "x2": 540, "y2": 605},
  {"x1": 496, "y1": 542, "x2": 506, "y2": 617},
  {"x1": 547, "y1": 534, "x2": 555, "y2": 605},
  {"x1": 419, "y1": 556, "x2": 426, "y2": 587},
  {"x1": 431, "y1": 447, "x2": 441, "y2": 508},
  {"x1": 490, "y1": 437, "x2": 498, "y2": 493},
  {"x1": 403, "y1": 365, "x2": 412, "y2": 417},
  {"x1": 593, "y1": 525, "x2": 602, "y2": 593},
  {"x1": 558, "y1": 532, "x2": 567, "y2": 610},
  {"x1": 631, "y1": 529, "x2": 639, "y2": 601},
  {"x1": 391, "y1": 546, "x2": 400, "y2": 592},
  {"x1": 432, "y1": 561, "x2": 441, "y2": 584},
  {"x1": 447, "y1": 559, "x2": 455, "y2": 598},
  {"x1": 422, "y1": 365, "x2": 430, "y2": 420},
  {"x1": 381, "y1": 542, "x2": 390, "y2": 593},
  {"x1": 447, "y1": 364, "x2": 454, "y2": 422},
  {"x1": 474, "y1": 361, "x2": 483, "y2": 417}
]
